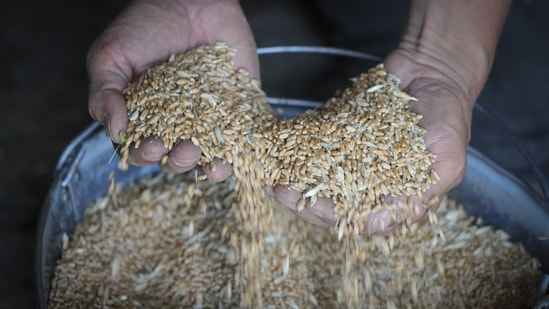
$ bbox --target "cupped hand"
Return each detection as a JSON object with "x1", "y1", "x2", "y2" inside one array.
[
  {"x1": 88, "y1": 0, "x2": 258, "y2": 180},
  {"x1": 273, "y1": 49, "x2": 473, "y2": 234}
]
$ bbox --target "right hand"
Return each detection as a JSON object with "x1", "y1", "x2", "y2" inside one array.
[{"x1": 87, "y1": 0, "x2": 258, "y2": 181}]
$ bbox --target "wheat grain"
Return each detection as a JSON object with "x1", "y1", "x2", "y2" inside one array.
[{"x1": 48, "y1": 43, "x2": 541, "y2": 308}]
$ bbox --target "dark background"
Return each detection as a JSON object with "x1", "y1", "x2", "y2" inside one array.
[{"x1": 1, "y1": 0, "x2": 548, "y2": 307}]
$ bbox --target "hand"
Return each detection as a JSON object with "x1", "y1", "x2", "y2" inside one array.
[
  {"x1": 272, "y1": 0, "x2": 510, "y2": 234},
  {"x1": 272, "y1": 49, "x2": 472, "y2": 234},
  {"x1": 88, "y1": 0, "x2": 258, "y2": 181},
  {"x1": 378, "y1": 48, "x2": 472, "y2": 230}
]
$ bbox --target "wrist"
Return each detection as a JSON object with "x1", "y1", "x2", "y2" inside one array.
[
  {"x1": 392, "y1": 38, "x2": 487, "y2": 107},
  {"x1": 391, "y1": 0, "x2": 510, "y2": 103}
]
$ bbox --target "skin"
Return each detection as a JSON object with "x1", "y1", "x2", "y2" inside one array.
[
  {"x1": 88, "y1": 0, "x2": 256, "y2": 180},
  {"x1": 88, "y1": 0, "x2": 511, "y2": 234}
]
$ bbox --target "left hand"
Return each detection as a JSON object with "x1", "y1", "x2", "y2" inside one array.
[
  {"x1": 271, "y1": 0, "x2": 511, "y2": 234},
  {"x1": 272, "y1": 48, "x2": 472, "y2": 234}
]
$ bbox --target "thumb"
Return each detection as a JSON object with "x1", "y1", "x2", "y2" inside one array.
[{"x1": 87, "y1": 47, "x2": 132, "y2": 143}]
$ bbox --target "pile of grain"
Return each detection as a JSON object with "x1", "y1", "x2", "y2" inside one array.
[
  {"x1": 119, "y1": 43, "x2": 276, "y2": 172},
  {"x1": 118, "y1": 42, "x2": 438, "y2": 237},
  {"x1": 262, "y1": 65, "x2": 439, "y2": 237},
  {"x1": 120, "y1": 43, "x2": 278, "y2": 305},
  {"x1": 49, "y1": 43, "x2": 541, "y2": 307},
  {"x1": 49, "y1": 171, "x2": 541, "y2": 308},
  {"x1": 115, "y1": 43, "x2": 442, "y2": 306}
]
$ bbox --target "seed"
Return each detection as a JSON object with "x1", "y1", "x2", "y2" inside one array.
[{"x1": 48, "y1": 43, "x2": 542, "y2": 309}]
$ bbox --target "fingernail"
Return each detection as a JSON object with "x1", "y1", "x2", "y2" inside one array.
[
  {"x1": 311, "y1": 209, "x2": 325, "y2": 220},
  {"x1": 143, "y1": 150, "x2": 164, "y2": 161},
  {"x1": 173, "y1": 158, "x2": 197, "y2": 167},
  {"x1": 103, "y1": 113, "x2": 112, "y2": 137}
]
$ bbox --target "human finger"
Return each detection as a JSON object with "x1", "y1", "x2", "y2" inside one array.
[
  {"x1": 126, "y1": 136, "x2": 169, "y2": 166},
  {"x1": 273, "y1": 185, "x2": 337, "y2": 227},
  {"x1": 161, "y1": 140, "x2": 202, "y2": 173},
  {"x1": 202, "y1": 158, "x2": 233, "y2": 182},
  {"x1": 87, "y1": 37, "x2": 135, "y2": 142}
]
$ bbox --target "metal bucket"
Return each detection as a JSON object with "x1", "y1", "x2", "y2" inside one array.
[{"x1": 35, "y1": 47, "x2": 549, "y2": 308}]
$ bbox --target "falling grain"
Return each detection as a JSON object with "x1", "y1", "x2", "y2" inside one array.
[{"x1": 48, "y1": 43, "x2": 541, "y2": 308}]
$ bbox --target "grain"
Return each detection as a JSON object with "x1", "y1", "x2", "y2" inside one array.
[
  {"x1": 49, "y1": 43, "x2": 541, "y2": 308},
  {"x1": 119, "y1": 43, "x2": 278, "y2": 306},
  {"x1": 118, "y1": 42, "x2": 436, "y2": 238},
  {"x1": 118, "y1": 43, "x2": 275, "y2": 171},
  {"x1": 49, "y1": 172, "x2": 541, "y2": 308}
]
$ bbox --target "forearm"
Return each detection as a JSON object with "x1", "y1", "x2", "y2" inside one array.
[{"x1": 396, "y1": 0, "x2": 511, "y2": 102}]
